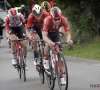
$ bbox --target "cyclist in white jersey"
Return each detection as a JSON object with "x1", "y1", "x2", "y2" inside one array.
[{"x1": 5, "y1": 8, "x2": 28, "y2": 71}]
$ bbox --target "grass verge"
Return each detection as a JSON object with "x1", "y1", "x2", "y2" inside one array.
[{"x1": 63, "y1": 36, "x2": 100, "y2": 61}]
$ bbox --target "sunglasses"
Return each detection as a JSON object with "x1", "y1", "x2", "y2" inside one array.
[{"x1": 53, "y1": 18, "x2": 61, "y2": 21}]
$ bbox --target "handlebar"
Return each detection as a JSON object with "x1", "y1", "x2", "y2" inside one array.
[
  {"x1": 9, "y1": 38, "x2": 28, "y2": 42},
  {"x1": 54, "y1": 42, "x2": 73, "y2": 50}
]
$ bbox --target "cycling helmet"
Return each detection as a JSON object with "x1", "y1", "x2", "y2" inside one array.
[
  {"x1": 20, "y1": 4, "x2": 25, "y2": 9},
  {"x1": 32, "y1": 4, "x2": 42, "y2": 15},
  {"x1": 8, "y1": 8, "x2": 18, "y2": 17},
  {"x1": 50, "y1": 7, "x2": 62, "y2": 20},
  {"x1": 41, "y1": 1, "x2": 51, "y2": 12}
]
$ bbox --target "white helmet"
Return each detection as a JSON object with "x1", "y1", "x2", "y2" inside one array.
[{"x1": 32, "y1": 4, "x2": 42, "y2": 15}]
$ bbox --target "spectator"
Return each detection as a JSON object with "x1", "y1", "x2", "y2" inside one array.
[
  {"x1": 29, "y1": 0, "x2": 35, "y2": 11},
  {"x1": 20, "y1": 4, "x2": 29, "y2": 20}
]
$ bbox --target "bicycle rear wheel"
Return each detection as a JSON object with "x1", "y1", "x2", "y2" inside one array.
[
  {"x1": 38, "y1": 48, "x2": 45, "y2": 84},
  {"x1": 56, "y1": 53, "x2": 68, "y2": 90}
]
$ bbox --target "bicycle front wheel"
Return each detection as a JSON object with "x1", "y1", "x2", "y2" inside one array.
[
  {"x1": 56, "y1": 53, "x2": 68, "y2": 90},
  {"x1": 19, "y1": 49, "x2": 26, "y2": 82},
  {"x1": 17, "y1": 56, "x2": 22, "y2": 79},
  {"x1": 17, "y1": 65, "x2": 21, "y2": 79}
]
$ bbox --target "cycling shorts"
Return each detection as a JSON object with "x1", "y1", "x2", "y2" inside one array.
[
  {"x1": 31, "y1": 27, "x2": 42, "y2": 39},
  {"x1": 9, "y1": 25, "x2": 26, "y2": 39},
  {"x1": 48, "y1": 30, "x2": 62, "y2": 50}
]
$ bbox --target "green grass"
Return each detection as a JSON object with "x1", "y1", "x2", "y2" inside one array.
[{"x1": 63, "y1": 36, "x2": 100, "y2": 61}]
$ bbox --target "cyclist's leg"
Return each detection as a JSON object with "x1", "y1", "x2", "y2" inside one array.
[
  {"x1": 9, "y1": 27, "x2": 17, "y2": 65},
  {"x1": 51, "y1": 31, "x2": 64, "y2": 69},
  {"x1": 17, "y1": 26, "x2": 27, "y2": 60},
  {"x1": 51, "y1": 31, "x2": 66, "y2": 84},
  {"x1": 16, "y1": 26, "x2": 28, "y2": 71},
  {"x1": 35, "y1": 29, "x2": 43, "y2": 40},
  {"x1": 31, "y1": 28, "x2": 40, "y2": 65},
  {"x1": 31, "y1": 28, "x2": 39, "y2": 57},
  {"x1": 43, "y1": 31, "x2": 54, "y2": 70}
]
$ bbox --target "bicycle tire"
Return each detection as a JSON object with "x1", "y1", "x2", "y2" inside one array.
[
  {"x1": 56, "y1": 53, "x2": 68, "y2": 90},
  {"x1": 22, "y1": 61, "x2": 26, "y2": 82},
  {"x1": 17, "y1": 65, "x2": 21, "y2": 79},
  {"x1": 46, "y1": 52, "x2": 56, "y2": 90},
  {"x1": 38, "y1": 48, "x2": 45, "y2": 84},
  {"x1": 17, "y1": 55, "x2": 22, "y2": 79},
  {"x1": 46, "y1": 70, "x2": 55, "y2": 90},
  {"x1": 19, "y1": 49, "x2": 26, "y2": 82}
]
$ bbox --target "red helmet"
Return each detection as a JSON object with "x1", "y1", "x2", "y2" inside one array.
[
  {"x1": 8, "y1": 8, "x2": 18, "y2": 17},
  {"x1": 50, "y1": 7, "x2": 61, "y2": 20}
]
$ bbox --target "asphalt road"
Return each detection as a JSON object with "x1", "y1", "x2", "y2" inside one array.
[{"x1": 0, "y1": 31, "x2": 100, "y2": 90}]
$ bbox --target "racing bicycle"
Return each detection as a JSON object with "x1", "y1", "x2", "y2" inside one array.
[
  {"x1": 10, "y1": 38, "x2": 28, "y2": 82},
  {"x1": 46, "y1": 42, "x2": 73, "y2": 90}
]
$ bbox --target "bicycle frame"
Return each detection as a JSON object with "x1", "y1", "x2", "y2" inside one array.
[
  {"x1": 16, "y1": 41, "x2": 23, "y2": 66},
  {"x1": 16, "y1": 41, "x2": 22, "y2": 56}
]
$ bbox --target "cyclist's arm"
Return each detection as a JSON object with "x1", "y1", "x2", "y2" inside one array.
[
  {"x1": 26, "y1": 27, "x2": 32, "y2": 40},
  {"x1": 5, "y1": 16, "x2": 10, "y2": 38},
  {"x1": 6, "y1": 30, "x2": 10, "y2": 38},
  {"x1": 66, "y1": 31, "x2": 71, "y2": 42},
  {"x1": 42, "y1": 31, "x2": 55, "y2": 46},
  {"x1": 64, "y1": 22, "x2": 73, "y2": 45},
  {"x1": 26, "y1": 14, "x2": 34, "y2": 40}
]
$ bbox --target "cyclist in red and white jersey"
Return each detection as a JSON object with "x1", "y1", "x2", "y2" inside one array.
[
  {"x1": 5, "y1": 8, "x2": 28, "y2": 70},
  {"x1": 41, "y1": 1, "x2": 64, "y2": 37},
  {"x1": 42, "y1": 7, "x2": 73, "y2": 84},
  {"x1": 26, "y1": 4, "x2": 49, "y2": 66}
]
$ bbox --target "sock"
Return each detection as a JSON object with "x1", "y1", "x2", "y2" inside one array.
[
  {"x1": 11, "y1": 51, "x2": 17, "y2": 59},
  {"x1": 33, "y1": 51, "x2": 38, "y2": 58}
]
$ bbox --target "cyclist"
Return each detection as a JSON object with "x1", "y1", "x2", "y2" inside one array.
[
  {"x1": 5, "y1": 8, "x2": 28, "y2": 71},
  {"x1": 20, "y1": 4, "x2": 29, "y2": 21},
  {"x1": 41, "y1": 1, "x2": 64, "y2": 37},
  {"x1": 42, "y1": 7, "x2": 73, "y2": 84},
  {"x1": 26, "y1": 4, "x2": 49, "y2": 66},
  {"x1": 41, "y1": 1, "x2": 51, "y2": 12}
]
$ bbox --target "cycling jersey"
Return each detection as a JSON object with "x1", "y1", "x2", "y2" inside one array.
[
  {"x1": 27, "y1": 11, "x2": 49, "y2": 30},
  {"x1": 42, "y1": 16, "x2": 70, "y2": 32},
  {"x1": 5, "y1": 13, "x2": 25, "y2": 30}
]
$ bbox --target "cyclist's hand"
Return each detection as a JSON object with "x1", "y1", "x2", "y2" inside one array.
[
  {"x1": 30, "y1": 36, "x2": 34, "y2": 41},
  {"x1": 48, "y1": 41, "x2": 55, "y2": 47},
  {"x1": 67, "y1": 39, "x2": 73, "y2": 45}
]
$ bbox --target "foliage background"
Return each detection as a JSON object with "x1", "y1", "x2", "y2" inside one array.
[{"x1": 7, "y1": 0, "x2": 100, "y2": 44}]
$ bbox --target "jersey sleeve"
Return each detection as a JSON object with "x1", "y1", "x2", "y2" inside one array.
[
  {"x1": 42, "y1": 17, "x2": 49, "y2": 32},
  {"x1": 63, "y1": 17, "x2": 70, "y2": 32},
  {"x1": 5, "y1": 16, "x2": 10, "y2": 30},
  {"x1": 26, "y1": 13, "x2": 33, "y2": 28},
  {"x1": 20, "y1": 14, "x2": 25, "y2": 23}
]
